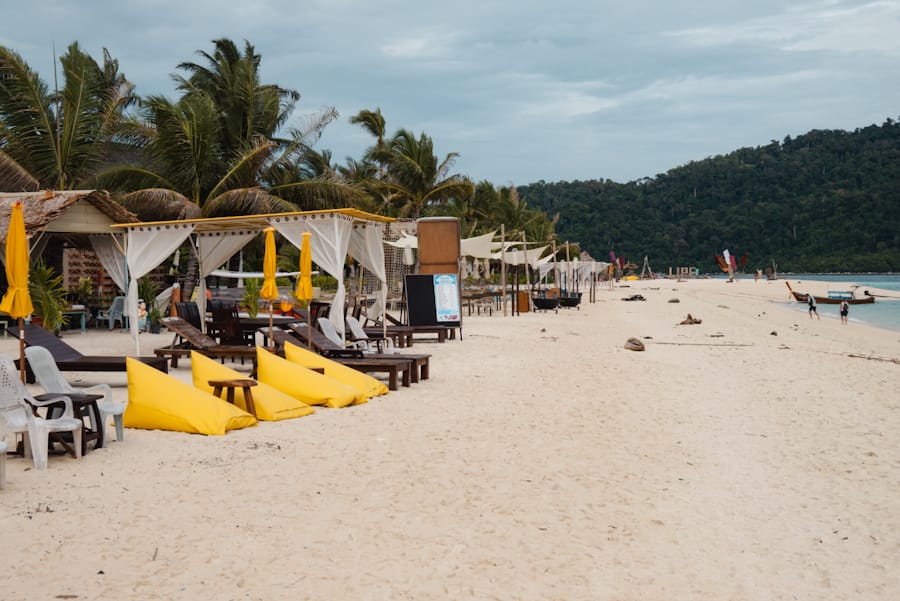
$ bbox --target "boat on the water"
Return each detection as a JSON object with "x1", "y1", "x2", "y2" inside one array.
[{"x1": 785, "y1": 282, "x2": 875, "y2": 304}]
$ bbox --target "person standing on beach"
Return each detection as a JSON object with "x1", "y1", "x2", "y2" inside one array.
[
  {"x1": 840, "y1": 300, "x2": 849, "y2": 325},
  {"x1": 808, "y1": 294, "x2": 819, "y2": 319}
]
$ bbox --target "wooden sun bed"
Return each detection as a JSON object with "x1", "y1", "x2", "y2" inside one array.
[{"x1": 10, "y1": 324, "x2": 168, "y2": 383}]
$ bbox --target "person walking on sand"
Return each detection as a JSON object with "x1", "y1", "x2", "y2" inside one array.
[
  {"x1": 808, "y1": 294, "x2": 820, "y2": 319},
  {"x1": 840, "y1": 299, "x2": 849, "y2": 325}
]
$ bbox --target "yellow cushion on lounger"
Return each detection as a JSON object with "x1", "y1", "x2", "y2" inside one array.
[
  {"x1": 190, "y1": 352, "x2": 314, "y2": 421},
  {"x1": 283, "y1": 341, "x2": 389, "y2": 399},
  {"x1": 256, "y1": 348, "x2": 366, "y2": 408},
  {"x1": 124, "y1": 358, "x2": 257, "y2": 435}
]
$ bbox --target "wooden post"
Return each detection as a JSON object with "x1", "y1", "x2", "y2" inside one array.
[{"x1": 500, "y1": 224, "x2": 507, "y2": 317}]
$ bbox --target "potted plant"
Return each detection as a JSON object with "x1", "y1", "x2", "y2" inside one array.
[
  {"x1": 28, "y1": 259, "x2": 68, "y2": 333},
  {"x1": 147, "y1": 306, "x2": 163, "y2": 334},
  {"x1": 242, "y1": 278, "x2": 261, "y2": 318}
]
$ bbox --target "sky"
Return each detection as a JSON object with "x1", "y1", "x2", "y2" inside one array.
[{"x1": 3, "y1": 0, "x2": 899, "y2": 186}]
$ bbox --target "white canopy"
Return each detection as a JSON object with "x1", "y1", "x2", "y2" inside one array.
[
  {"x1": 113, "y1": 209, "x2": 393, "y2": 354},
  {"x1": 459, "y1": 231, "x2": 496, "y2": 259},
  {"x1": 492, "y1": 245, "x2": 550, "y2": 268}
]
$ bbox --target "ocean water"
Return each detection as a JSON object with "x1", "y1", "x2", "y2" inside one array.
[{"x1": 718, "y1": 273, "x2": 900, "y2": 332}]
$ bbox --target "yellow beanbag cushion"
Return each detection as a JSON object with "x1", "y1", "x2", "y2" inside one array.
[
  {"x1": 256, "y1": 348, "x2": 366, "y2": 408},
  {"x1": 124, "y1": 358, "x2": 257, "y2": 435},
  {"x1": 190, "y1": 352, "x2": 314, "y2": 421},
  {"x1": 283, "y1": 341, "x2": 388, "y2": 399}
]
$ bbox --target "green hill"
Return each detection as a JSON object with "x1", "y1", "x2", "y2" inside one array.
[{"x1": 518, "y1": 119, "x2": 900, "y2": 273}]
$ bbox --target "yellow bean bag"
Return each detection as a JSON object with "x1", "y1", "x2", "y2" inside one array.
[
  {"x1": 283, "y1": 341, "x2": 388, "y2": 399},
  {"x1": 124, "y1": 358, "x2": 257, "y2": 435},
  {"x1": 190, "y1": 352, "x2": 314, "y2": 421},
  {"x1": 256, "y1": 348, "x2": 366, "y2": 408}
]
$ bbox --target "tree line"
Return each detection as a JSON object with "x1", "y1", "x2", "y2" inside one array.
[{"x1": 519, "y1": 121, "x2": 900, "y2": 273}]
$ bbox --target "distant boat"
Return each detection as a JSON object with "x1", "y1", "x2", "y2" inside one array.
[{"x1": 785, "y1": 282, "x2": 875, "y2": 304}]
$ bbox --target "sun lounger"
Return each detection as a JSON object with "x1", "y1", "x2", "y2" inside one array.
[
  {"x1": 9, "y1": 323, "x2": 168, "y2": 383},
  {"x1": 266, "y1": 326, "x2": 428, "y2": 390},
  {"x1": 156, "y1": 317, "x2": 258, "y2": 369}
]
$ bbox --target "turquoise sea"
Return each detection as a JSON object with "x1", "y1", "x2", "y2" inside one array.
[{"x1": 718, "y1": 274, "x2": 900, "y2": 332}]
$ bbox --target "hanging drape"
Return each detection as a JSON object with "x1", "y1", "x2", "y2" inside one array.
[
  {"x1": 126, "y1": 224, "x2": 195, "y2": 353},
  {"x1": 195, "y1": 230, "x2": 257, "y2": 321},
  {"x1": 89, "y1": 234, "x2": 128, "y2": 293},
  {"x1": 270, "y1": 213, "x2": 353, "y2": 340},
  {"x1": 348, "y1": 222, "x2": 387, "y2": 321}
]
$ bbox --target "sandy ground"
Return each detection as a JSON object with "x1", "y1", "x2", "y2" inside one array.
[{"x1": 1, "y1": 278, "x2": 899, "y2": 600}]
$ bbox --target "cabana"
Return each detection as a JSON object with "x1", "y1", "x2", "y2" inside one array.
[
  {"x1": 111, "y1": 209, "x2": 394, "y2": 354},
  {"x1": 0, "y1": 190, "x2": 137, "y2": 266}
]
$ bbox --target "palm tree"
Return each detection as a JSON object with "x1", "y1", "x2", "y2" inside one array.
[
  {"x1": 174, "y1": 39, "x2": 300, "y2": 154},
  {"x1": 373, "y1": 129, "x2": 474, "y2": 218},
  {"x1": 0, "y1": 43, "x2": 135, "y2": 191}
]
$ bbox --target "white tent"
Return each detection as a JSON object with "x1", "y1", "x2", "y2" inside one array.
[{"x1": 112, "y1": 209, "x2": 393, "y2": 354}]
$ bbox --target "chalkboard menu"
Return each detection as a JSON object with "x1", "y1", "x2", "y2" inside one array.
[{"x1": 404, "y1": 274, "x2": 461, "y2": 327}]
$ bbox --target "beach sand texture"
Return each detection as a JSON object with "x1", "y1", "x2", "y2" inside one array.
[{"x1": 1, "y1": 278, "x2": 898, "y2": 600}]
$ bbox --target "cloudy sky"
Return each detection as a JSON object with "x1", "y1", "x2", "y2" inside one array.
[{"x1": 4, "y1": 0, "x2": 899, "y2": 185}]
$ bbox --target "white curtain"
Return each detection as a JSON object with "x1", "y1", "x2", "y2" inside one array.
[
  {"x1": 348, "y1": 222, "x2": 387, "y2": 321},
  {"x1": 89, "y1": 234, "x2": 127, "y2": 293},
  {"x1": 126, "y1": 224, "x2": 195, "y2": 353},
  {"x1": 195, "y1": 230, "x2": 257, "y2": 320},
  {"x1": 270, "y1": 213, "x2": 353, "y2": 340}
]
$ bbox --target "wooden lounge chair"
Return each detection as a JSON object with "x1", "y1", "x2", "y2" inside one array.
[
  {"x1": 361, "y1": 309, "x2": 457, "y2": 344},
  {"x1": 263, "y1": 326, "x2": 422, "y2": 391},
  {"x1": 9, "y1": 323, "x2": 168, "y2": 383},
  {"x1": 155, "y1": 317, "x2": 258, "y2": 369},
  {"x1": 281, "y1": 323, "x2": 431, "y2": 386}
]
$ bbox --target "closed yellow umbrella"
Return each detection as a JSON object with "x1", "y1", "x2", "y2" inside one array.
[
  {"x1": 260, "y1": 227, "x2": 279, "y2": 349},
  {"x1": 0, "y1": 202, "x2": 34, "y2": 382},
  {"x1": 294, "y1": 232, "x2": 314, "y2": 347}
]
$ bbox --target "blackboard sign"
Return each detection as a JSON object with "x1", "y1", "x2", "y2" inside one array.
[{"x1": 404, "y1": 274, "x2": 461, "y2": 327}]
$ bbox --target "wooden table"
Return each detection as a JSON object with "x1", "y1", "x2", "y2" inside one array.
[
  {"x1": 62, "y1": 308, "x2": 88, "y2": 333},
  {"x1": 34, "y1": 392, "x2": 105, "y2": 455},
  {"x1": 208, "y1": 379, "x2": 258, "y2": 418}
]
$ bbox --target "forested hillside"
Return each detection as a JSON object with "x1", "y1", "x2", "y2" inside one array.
[{"x1": 519, "y1": 120, "x2": 900, "y2": 273}]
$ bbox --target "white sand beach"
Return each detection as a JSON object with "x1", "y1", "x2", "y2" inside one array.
[{"x1": 1, "y1": 278, "x2": 899, "y2": 600}]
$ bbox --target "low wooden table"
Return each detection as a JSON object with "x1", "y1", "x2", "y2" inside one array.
[
  {"x1": 34, "y1": 392, "x2": 105, "y2": 455},
  {"x1": 208, "y1": 379, "x2": 258, "y2": 418}
]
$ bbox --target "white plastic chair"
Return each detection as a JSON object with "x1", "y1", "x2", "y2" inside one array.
[
  {"x1": 96, "y1": 295, "x2": 128, "y2": 329},
  {"x1": 0, "y1": 357, "x2": 82, "y2": 470},
  {"x1": 317, "y1": 318, "x2": 366, "y2": 351},
  {"x1": 345, "y1": 315, "x2": 393, "y2": 354},
  {"x1": 25, "y1": 346, "x2": 125, "y2": 443}
]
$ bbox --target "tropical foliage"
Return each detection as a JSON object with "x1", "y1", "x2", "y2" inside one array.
[{"x1": 0, "y1": 43, "x2": 136, "y2": 191}]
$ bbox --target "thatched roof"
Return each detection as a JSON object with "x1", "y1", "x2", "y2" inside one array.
[{"x1": 0, "y1": 190, "x2": 138, "y2": 243}]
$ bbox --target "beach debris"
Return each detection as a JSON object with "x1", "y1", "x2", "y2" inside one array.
[
  {"x1": 770, "y1": 331, "x2": 778, "y2": 336},
  {"x1": 624, "y1": 337, "x2": 645, "y2": 351},
  {"x1": 717, "y1": 304, "x2": 729, "y2": 309},
  {"x1": 708, "y1": 333, "x2": 724, "y2": 338},
  {"x1": 679, "y1": 314, "x2": 702, "y2": 325},
  {"x1": 668, "y1": 298, "x2": 680, "y2": 303},
  {"x1": 622, "y1": 294, "x2": 646, "y2": 301}
]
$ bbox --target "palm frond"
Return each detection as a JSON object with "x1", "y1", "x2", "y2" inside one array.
[
  {"x1": 118, "y1": 188, "x2": 198, "y2": 221},
  {"x1": 0, "y1": 151, "x2": 40, "y2": 191},
  {"x1": 202, "y1": 187, "x2": 296, "y2": 217}
]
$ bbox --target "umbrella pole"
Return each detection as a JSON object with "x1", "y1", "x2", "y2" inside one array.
[
  {"x1": 18, "y1": 317, "x2": 25, "y2": 383},
  {"x1": 268, "y1": 301, "x2": 274, "y2": 352}
]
